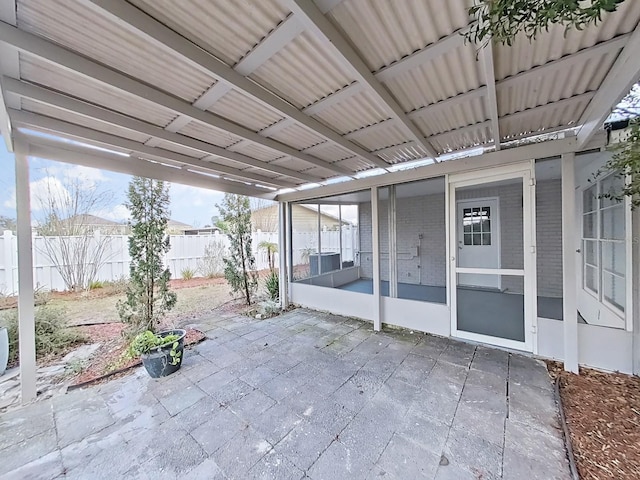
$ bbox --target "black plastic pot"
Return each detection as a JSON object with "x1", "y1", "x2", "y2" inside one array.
[{"x1": 141, "y1": 329, "x2": 186, "y2": 378}]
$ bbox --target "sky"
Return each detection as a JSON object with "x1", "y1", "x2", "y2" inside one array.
[{"x1": 0, "y1": 144, "x2": 229, "y2": 228}]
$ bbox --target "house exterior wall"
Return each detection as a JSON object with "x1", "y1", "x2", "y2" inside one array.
[
  {"x1": 535, "y1": 180, "x2": 563, "y2": 297},
  {"x1": 256, "y1": 204, "x2": 345, "y2": 233}
]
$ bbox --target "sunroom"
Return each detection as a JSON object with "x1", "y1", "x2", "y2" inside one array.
[{"x1": 280, "y1": 142, "x2": 637, "y2": 374}]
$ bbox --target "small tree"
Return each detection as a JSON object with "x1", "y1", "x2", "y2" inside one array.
[
  {"x1": 196, "y1": 239, "x2": 226, "y2": 278},
  {"x1": 118, "y1": 177, "x2": 176, "y2": 333},
  {"x1": 35, "y1": 173, "x2": 116, "y2": 292},
  {"x1": 217, "y1": 194, "x2": 257, "y2": 304},
  {"x1": 258, "y1": 241, "x2": 278, "y2": 273}
]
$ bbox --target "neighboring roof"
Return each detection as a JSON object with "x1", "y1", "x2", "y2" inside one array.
[
  {"x1": 1, "y1": 0, "x2": 638, "y2": 199},
  {"x1": 66, "y1": 214, "x2": 122, "y2": 226},
  {"x1": 167, "y1": 219, "x2": 194, "y2": 230}
]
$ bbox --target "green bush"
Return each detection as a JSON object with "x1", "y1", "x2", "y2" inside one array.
[
  {"x1": 2, "y1": 305, "x2": 86, "y2": 365},
  {"x1": 89, "y1": 280, "x2": 105, "y2": 290},
  {"x1": 264, "y1": 270, "x2": 279, "y2": 301},
  {"x1": 181, "y1": 268, "x2": 195, "y2": 280}
]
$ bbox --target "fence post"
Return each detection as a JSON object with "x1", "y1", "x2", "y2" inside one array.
[{"x1": 3, "y1": 230, "x2": 15, "y2": 295}]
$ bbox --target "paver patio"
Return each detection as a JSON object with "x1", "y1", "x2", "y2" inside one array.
[{"x1": 0, "y1": 309, "x2": 570, "y2": 479}]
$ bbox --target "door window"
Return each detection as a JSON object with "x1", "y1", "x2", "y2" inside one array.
[{"x1": 462, "y1": 207, "x2": 491, "y2": 245}]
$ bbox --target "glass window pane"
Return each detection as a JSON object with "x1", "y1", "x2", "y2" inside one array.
[
  {"x1": 583, "y1": 184, "x2": 597, "y2": 213},
  {"x1": 603, "y1": 272, "x2": 625, "y2": 312},
  {"x1": 600, "y1": 174, "x2": 624, "y2": 208},
  {"x1": 602, "y1": 241, "x2": 625, "y2": 277},
  {"x1": 601, "y1": 204, "x2": 625, "y2": 240},
  {"x1": 482, "y1": 233, "x2": 491, "y2": 245},
  {"x1": 482, "y1": 218, "x2": 491, "y2": 233},
  {"x1": 395, "y1": 177, "x2": 447, "y2": 304},
  {"x1": 472, "y1": 215, "x2": 481, "y2": 232},
  {"x1": 457, "y1": 274, "x2": 525, "y2": 342},
  {"x1": 464, "y1": 233, "x2": 472, "y2": 246},
  {"x1": 473, "y1": 233, "x2": 481, "y2": 245},
  {"x1": 583, "y1": 212, "x2": 597, "y2": 239},
  {"x1": 584, "y1": 240, "x2": 598, "y2": 266},
  {"x1": 585, "y1": 265, "x2": 598, "y2": 294},
  {"x1": 291, "y1": 203, "x2": 319, "y2": 281}
]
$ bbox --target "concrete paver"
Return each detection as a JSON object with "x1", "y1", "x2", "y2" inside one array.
[{"x1": 0, "y1": 308, "x2": 570, "y2": 479}]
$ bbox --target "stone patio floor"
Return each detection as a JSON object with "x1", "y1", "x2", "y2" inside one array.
[{"x1": 0, "y1": 308, "x2": 570, "y2": 479}]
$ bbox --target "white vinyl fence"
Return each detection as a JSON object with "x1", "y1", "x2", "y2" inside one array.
[{"x1": 0, "y1": 228, "x2": 358, "y2": 294}]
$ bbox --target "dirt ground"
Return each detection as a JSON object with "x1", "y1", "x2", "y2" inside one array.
[
  {"x1": 48, "y1": 277, "x2": 232, "y2": 326},
  {"x1": 551, "y1": 363, "x2": 640, "y2": 480}
]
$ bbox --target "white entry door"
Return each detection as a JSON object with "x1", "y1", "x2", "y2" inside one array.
[{"x1": 457, "y1": 199, "x2": 500, "y2": 289}]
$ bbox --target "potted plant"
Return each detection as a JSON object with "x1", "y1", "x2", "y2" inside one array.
[{"x1": 129, "y1": 329, "x2": 186, "y2": 378}]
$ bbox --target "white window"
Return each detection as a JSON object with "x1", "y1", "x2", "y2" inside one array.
[{"x1": 581, "y1": 173, "x2": 626, "y2": 315}]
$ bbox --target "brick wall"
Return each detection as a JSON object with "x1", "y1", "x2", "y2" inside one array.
[{"x1": 535, "y1": 179, "x2": 563, "y2": 297}]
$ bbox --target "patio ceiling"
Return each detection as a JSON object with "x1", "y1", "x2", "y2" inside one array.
[{"x1": 0, "y1": 0, "x2": 639, "y2": 198}]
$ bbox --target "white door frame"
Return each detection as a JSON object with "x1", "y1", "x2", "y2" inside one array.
[
  {"x1": 456, "y1": 197, "x2": 501, "y2": 290},
  {"x1": 448, "y1": 162, "x2": 538, "y2": 352}
]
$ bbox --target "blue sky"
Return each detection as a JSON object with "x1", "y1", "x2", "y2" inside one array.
[{"x1": 0, "y1": 144, "x2": 228, "y2": 227}]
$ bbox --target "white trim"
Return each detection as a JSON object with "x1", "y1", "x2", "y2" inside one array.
[
  {"x1": 562, "y1": 152, "x2": 579, "y2": 373},
  {"x1": 25, "y1": 140, "x2": 267, "y2": 198},
  {"x1": 278, "y1": 133, "x2": 606, "y2": 203},
  {"x1": 285, "y1": 0, "x2": 438, "y2": 159},
  {"x1": 625, "y1": 185, "x2": 633, "y2": 332},
  {"x1": 448, "y1": 162, "x2": 535, "y2": 352},
  {"x1": 10, "y1": 110, "x2": 290, "y2": 192},
  {"x1": 455, "y1": 268, "x2": 524, "y2": 276}
]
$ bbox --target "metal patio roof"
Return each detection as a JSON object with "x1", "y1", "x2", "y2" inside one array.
[{"x1": 0, "y1": 0, "x2": 639, "y2": 198}]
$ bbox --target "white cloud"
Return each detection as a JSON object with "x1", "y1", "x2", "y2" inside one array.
[
  {"x1": 2, "y1": 176, "x2": 72, "y2": 212},
  {"x1": 94, "y1": 204, "x2": 130, "y2": 222}
]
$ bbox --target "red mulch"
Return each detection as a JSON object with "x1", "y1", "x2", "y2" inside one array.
[
  {"x1": 555, "y1": 366, "x2": 640, "y2": 479},
  {"x1": 71, "y1": 325, "x2": 206, "y2": 386}
]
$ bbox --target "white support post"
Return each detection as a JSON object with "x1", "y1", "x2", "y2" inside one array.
[
  {"x1": 278, "y1": 202, "x2": 288, "y2": 308},
  {"x1": 15, "y1": 141, "x2": 37, "y2": 402},
  {"x1": 286, "y1": 203, "x2": 293, "y2": 301},
  {"x1": 338, "y1": 205, "x2": 343, "y2": 270},
  {"x1": 371, "y1": 187, "x2": 381, "y2": 331},
  {"x1": 317, "y1": 204, "x2": 322, "y2": 276},
  {"x1": 388, "y1": 185, "x2": 397, "y2": 298},
  {"x1": 562, "y1": 152, "x2": 579, "y2": 373}
]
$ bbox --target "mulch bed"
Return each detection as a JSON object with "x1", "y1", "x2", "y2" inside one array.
[
  {"x1": 70, "y1": 325, "x2": 206, "y2": 387},
  {"x1": 554, "y1": 365, "x2": 640, "y2": 479}
]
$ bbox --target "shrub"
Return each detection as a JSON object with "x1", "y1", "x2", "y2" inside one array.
[
  {"x1": 89, "y1": 280, "x2": 105, "y2": 290},
  {"x1": 264, "y1": 270, "x2": 279, "y2": 301},
  {"x1": 197, "y1": 240, "x2": 226, "y2": 278},
  {"x1": 2, "y1": 305, "x2": 86, "y2": 365},
  {"x1": 181, "y1": 268, "x2": 195, "y2": 280}
]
